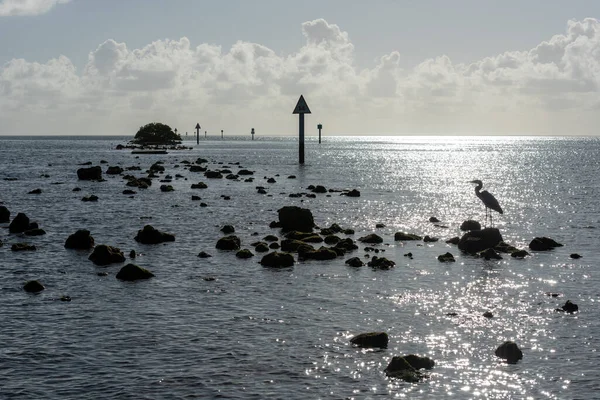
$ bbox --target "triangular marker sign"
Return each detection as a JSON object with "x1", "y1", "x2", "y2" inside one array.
[
  {"x1": 195, "y1": 123, "x2": 201, "y2": 129},
  {"x1": 293, "y1": 95, "x2": 311, "y2": 114}
]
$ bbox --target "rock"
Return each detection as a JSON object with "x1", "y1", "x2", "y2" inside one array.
[
  {"x1": 495, "y1": 341, "x2": 523, "y2": 363},
  {"x1": 281, "y1": 239, "x2": 309, "y2": 252},
  {"x1": 367, "y1": 256, "x2": 395, "y2": 269},
  {"x1": 460, "y1": 220, "x2": 481, "y2": 231},
  {"x1": 134, "y1": 225, "x2": 175, "y2": 244},
  {"x1": 236, "y1": 249, "x2": 254, "y2": 259},
  {"x1": 267, "y1": 178, "x2": 276, "y2": 183},
  {"x1": 483, "y1": 311, "x2": 494, "y2": 318},
  {"x1": 129, "y1": 250, "x2": 136, "y2": 258},
  {"x1": 197, "y1": 251, "x2": 212, "y2": 258},
  {"x1": 495, "y1": 241, "x2": 519, "y2": 253},
  {"x1": 65, "y1": 229, "x2": 95, "y2": 249},
  {"x1": 189, "y1": 165, "x2": 207, "y2": 172},
  {"x1": 385, "y1": 355, "x2": 435, "y2": 380},
  {"x1": 191, "y1": 195, "x2": 201, "y2": 201},
  {"x1": 238, "y1": 169, "x2": 254, "y2": 175},
  {"x1": 0, "y1": 205, "x2": 9, "y2": 222},
  {"x1": 28, "y1": 188, "x2": 42, "y2": 194},
  {"x1": 570, "y1": 253, "x2": 582, "y2": 259},
  {"x1": 60, "y1": 295, "x2": 71, "y2": 302},
  {"x1": 510, "y1": 250, "x2": 529, "y2": 259},
  {"x1": 116, "y1": 263, "x2": 155, "y2": 281},
  {"x1": 342, "y1": 189, "x2": 361, "y2": 197},
  {"x1": 191, "y1": 182, "x2": 208, "y2": 189},
  {"x1": 556, "y1": 300, "x2": 579, "y2": 313},
  {"x1": 478, "y1": 248, "x2": 502, "y2": 260},
  {"x1": 221, "y1": 225, "x2": 235, "y2": 234},
  {"x1": 257, "y1": 188, "x2": 267, "y2": 194},
  {"x1": 277, "y1": 206, "x2": 315, "y2": 232},
  {"x1": 458, "y1": 228, "x2": 503, "y2": 254},
  {"x1": 260, "y1": 251, "x2": 295, "y2": 268},
  {"x1": 324, "y1": 235, "x2": 341, "y2": 245},
  {"x1": 9, "y1": 213, "x2": 33, "y2": 233},
  {"x1": 375, "y1": 223, "x2": 386, "y2": 229},
  {"x1": 205, "y1": 171, "x2": 223, "y2": 179},
  {"x1": 446, "y1": 236, "x2": 460, "y2": 245},
  {"x1": 269, "y1": 242, "x2": 280, "y2": 249},
  {"x1": 216, "y1": 235, "x2": 241, "y2": 250},
  {"x1": 429, "y1": 216, "x2": 440, "y2": 223},
  {"x1": 311, "y1": 185, "x2": 327, "y2": 193},
  {"x1": 269, "y1": 220, "x2": 281, "y2": 228},
  {"x1": 437, "y1": 252, "x2": 455, "y2": 262},
  {"x1": 529, "y1": 237, "x2": 563, "y2": 251},
  {"x1": 345, "y1": 257, "x2": 364, "y2": 267},
  {"x1": 149, "y1": 162, "x2": 164, "y2": 173},
  {"x1": 123, "y1": 189, "x2": 136, "y2": 195},
  {"x1": 77, "y1": 166, "x2": 102, "y2": 180},
  {"x1": 255, "y1": 243, "x2": 270, "y2": 252},
  {"x1": 404, "y1": 252, "x2": 413, "y2": 259},
  {"x1": 394, "y1": 232, "x2": 422, "y2": 241},
  {"x1": 263, "y1": 235, "x2": 279, "y2": 242},
  {"x1": 359, "y1": 234, "x2": 383, "y2": 244},
  {"x1": 11, "y1": 243, "x2": 36, "y2": 251},
  {"x1": 88, "y1": 245, "x2": 126, "y2": 266},
  {"x1": 24, "y1": 228, "x2": 46, "y2": 236},
  {"x1": 301, "y1": 246, "x2": 338, "y2": 261},
  {"x1": 81, "y1": 195, "x2": 99, "y2": 202},
  {"x1": 160, "y1": 184, "x2": 174, "y2": 192},
  {"x1": 106, "y1": 166, "x2": 123, "y2": 175},
  {"x1": 423, "y1": 235, "x2": 438, "y2": 243},
  {"x1": 350, "y1": 332, "x2": 389, "y2": 348},
  {"x1": 23, "y1": 280, "x2": 45, "y2": 293}
]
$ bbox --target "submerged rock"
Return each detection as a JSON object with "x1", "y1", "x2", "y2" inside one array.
[
  {"x1": 394, "y1": 232, "x2": 422, "y2": 241},
  {"x1": 77, "y1": 166, "x2": 102, "y2": 181},
  {"x1": 458, "y1": 228, "x2": 503, "y2": 254},
  {"x1": 65, "y1": 229, "x2": 95, "y2": 249},
  {"x1": 88, "y1": 244, "x2": 125, "y2": 266},
  {"x1": 300, "y1": 246, "x2": 338, "y2": 261},
  {"x1": 495, "y1": 341, "x2": 523, "y2": 364},
  {"x1": 116, "y1": 263, "x2": 154, "y2": 281},
  {"x1": 24, "y1": 228, "x2": 46, "y2": 236},
  {"x1": 350, "y1": 332, "x2": 389, "y2": 348},
  {"x1": 478, "y1": 248, "x2": 502, "y2": 260},
  {"x1": 216, "y1": 235, "x2": 241, "y2": 250},
  {"x1": 529, "y1": 237, "x2": 563, "y2": 251},
  {"x1": 197, "y1": 251, "x2": 212, "y2": 258},
  {"x1": 23, "y1": 280, "x2": 45, "y2": 293},
  {"x1": 191, "y1": 182, "x2": 208, "y2": 189},
  {"x1": 342, "y1": 189, "x2": 361, "y2": 197},
  {"x1": 385, "y1": 355, "x2": 435, "y2": 381},
  {"x1": 106, "y1": 166, "x2": 123, "y2": 175},
  {"x1": 510, "y1": 249, "x2": 530, "y2": 259},
  {"x1": 221, "y1": 225, "x2": 235, "y2": 234},
  {"x1": 556, "y1": 300, "x2": 579, "y2": 314},
  {"x1": 359, "y1": 234, "x2": 383, "y2": 244},
  {"x1": 260, "y1": 251, "x2": 295, "y2": 268},
  {"x1": 11, "y1": 243, "x2": 36, "y2": 251},
  {"x1": 134, "y1": 225, "x2": 175, "y2": 244}
]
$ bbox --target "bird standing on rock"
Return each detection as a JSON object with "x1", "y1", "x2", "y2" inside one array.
[{"x1": 470, "y1": 180, "x2": 503, "y2": 227}]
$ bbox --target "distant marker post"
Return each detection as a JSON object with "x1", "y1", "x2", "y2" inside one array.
[
  {"x1": 205, "y1": 131, "x2": 207, "y2": 139},
  {"x1": 293, "y1": 95, "x2": 311, "y2": 164},
  {"x1": 251, "y1": 128, "x2": 255, "y2": 140},
  {"x1": 317, "y1": 124, "x2": 323, "y2": 144},
  {"x1": 221, "y1": 129, "x2": 223, "y2": 139},
  {"x1": 195, "y1": 123, "x2": 201, "y2": 145}
]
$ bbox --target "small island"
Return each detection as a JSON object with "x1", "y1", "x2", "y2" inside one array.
[{"x1": 116, "y1": 122, "x2": 192, "y2": 153}]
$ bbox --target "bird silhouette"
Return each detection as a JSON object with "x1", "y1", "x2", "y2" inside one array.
[{"x1": 470, "y1": 180, "x2": 503, "y2": 227}]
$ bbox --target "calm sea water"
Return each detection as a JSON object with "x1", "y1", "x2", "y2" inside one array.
[{"x1": 0, "y1": 135, "x2": 599, "y2": 399}]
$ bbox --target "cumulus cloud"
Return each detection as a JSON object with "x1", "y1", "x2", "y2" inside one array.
[
  {"x1": 2, "y1": 18, "x2": 600, "y2": 135},
  {"x1": 0, "y1": 0, "x2": 71, "y2": 16}
]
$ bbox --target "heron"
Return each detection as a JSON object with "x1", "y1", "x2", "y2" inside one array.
[{"x1": 470, "y1": 180, "x2": 503, "y2": 227}]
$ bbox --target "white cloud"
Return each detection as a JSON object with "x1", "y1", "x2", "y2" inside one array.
[
  {"x1": 2, "y1": 18, "x2": 600, "y2": 135},
  {"x1": 0, "y1": 0, "x2": 71, "y2": 16}
]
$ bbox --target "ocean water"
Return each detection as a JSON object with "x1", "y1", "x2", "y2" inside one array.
[{"x1": 0, "y1": 135, "x2": 599, "y2": 399}]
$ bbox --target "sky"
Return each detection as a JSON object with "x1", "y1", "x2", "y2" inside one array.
[{"x1": 2, "y1": 0, "x2": 600, "y2": 136}]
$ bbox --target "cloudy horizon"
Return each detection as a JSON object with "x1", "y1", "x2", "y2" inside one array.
[{"x1": 2, "y1": 0, "x2": 600, "y2": 136}]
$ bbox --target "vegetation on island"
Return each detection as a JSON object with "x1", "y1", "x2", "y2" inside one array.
[{"x1": 132, "y1": 123, "x2": 182, "y2": 145}]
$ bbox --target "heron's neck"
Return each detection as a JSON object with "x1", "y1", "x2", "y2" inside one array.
[{"x1": 475, "y1": 183, "x2": 482, "y2": 192}]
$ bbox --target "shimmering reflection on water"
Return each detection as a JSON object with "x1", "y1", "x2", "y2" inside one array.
[{"x1": 0, "y1": 135, "x2": 599, "y2": 399}]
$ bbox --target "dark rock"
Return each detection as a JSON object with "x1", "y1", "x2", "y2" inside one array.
[
  {"x1": 28, "y1": 188, "x2": 42, "y2": 194},
  {"x1": 458, "y1": 228, "x2": 503, "y2": 254},
  {"x1": 423, "y1": 235, "x2": 438, "y2": 243},
  {"x1": 257, "y1": 188, "x2": 267, "y2": 194},
  {"x1": 557, "y1": 300, "x2": 579, "y2": 313},
  {"x1": 375, "y1": 223, "x2": 385, "y2": 229},
  {"x1": 312, "y1": 185, "x2": 327, "y2": 193},
  {"x1": 483, "y1": 311, "x2": 494, "y2": 318},
  {"x1": 278, "y1": 206, "x2": 315, "y2": 232},
  {"x1": 24, "y1": 228, "x2": 46, "y2": 236},
  {"x1": 429, "y1": 216, "x2": 440, "y2": 223},
  {"x1": 255, "y1": 243, "x2": 270, "y2": 252},
  {"x1": 88, "y1": 244, "x2": 125, "y2": 266},
  {"x1": 23, "y1": 280, "x2": 45, "y2": 293},
  {"x1": 60, "y1": 296, "x2": 71, "y2": 302},
  {"x1": 191, "y1": 195, "x2": 201, "y2": 201},
  {"x1": 116, "y1": 263, "x2": 154, "y2": 281},
  {"x1": 263, "y1": 235, "x2": 279, "y2": 242},
  {"x1": 342, "y1": 189, "x2": 361, "y2": 197},
  {"x1": 495, "y1": 341, "x2": 523, "y2": 363},
  {"x1": 191, "y1": 182, "x2": 208, "y2": 189},
  {"x1": 358, "y1": 234, "x2": 383, "y2": 244},
  {"x1": 281, "y1": 239, "x2": 308, "y2": 252},
  {"x1": 301, "y1": 246, "x2": 338, "y2": 261},
  {"x1": 0, "y1": 205, "x2": 9, "y2": 223},
  {"x1": 437, "y1": 252, "x2": 455, "y2": 262},
  {"x1": 129, "y1": 250, "x2": 136, "y2": 258},
  {"x1": 404, "y1": 252, "x2": 413, "y2": 258},
  {"x1": 238, "y1": 169, "x2": 254, "y2": 175},
  {"x1": 343, "y1": 228, "x2": 355, "y2": 235},
  {"x1": 334, "y1": 238, "x2": 358, "y2": 253},
  {"x1": 260, "y1": 251, "x2": 295, "y2": 268},
  {"x1": 478, "y1": 248, "x2": 502, "y2": 260},
  {"x1": 367, "y1": 256, "x2": 395, "y2": 269},
  {"x1": 97, "y1": 272, "x2": 109, "y2": 277},
  {"x1": 11, "y1": 243, "x2": 36, "y2": 251},
  {"x1": 77, "y1": 166, "x2": 102, "y2": 181},
  {"x1": 570, "y1": 253, "x2": 582, "y2": 259},
  {"x1": 189, "y1": 165, "x2": 207, "y2": 172},
  {"x1": 200, "y1": 203, "x2": 207, "y2": 207},
  {"x1": 216, "y1": 235, "x2": 241, "y2": 250},
  {"x1": 385, "y1": 355, "x2": 434, "y2": 380},
  {"x1": 149, "y1": 162, "x2": 165, "y2": 173},
  {"x1": 225, "y1": 174, "x2": 238, "y2": 180},
  {"x1": 267, "y1": 178, "x2": 276, "y2": 183},
  {"x1": 123, "y1": 189, "x2": 136, "y2": 195},
  {"x1": 495, "y1": 241, "x2": 519, "y2": 253},
  {"x1": 460, "y1": 220, "x2": 481, "y2": 231},
  {"x1": 65, "y1": 229, "x2": 95, "y2": 249},
  {"x1": 134, "y1": 225, "x2": 175, "y2": 244},
  {"x1": 106, "y1": 166, "x2": 123, "y2": 175},
  {"x1": 394, "y1": 232, "x2": 422, "y2": 241},
  {"x1": 197, "y1": 251, "x2": 212, "y2": 258},
  {"x1": 345, "y1": 257, "x2": 364, "y2": 267},
  {"x1": 446, "y1": 236, "x2": 460, "y2": 245},
  {"x1": 9, "y1": 213, "x2": 31, "y2": 233},
  {"x1": 288, "y1": 175, "x2": 296, "y2": 179},
  {"x1": 205, "y1": 171, "x2": 223, "y2": 179},
  {"x1": 160, "y1": 184, "x2": 174, "y2": 192},
  {"x1": 529, "y1": 237, "x2": 563, "y2": 251},
  {"x1": 511, "y1": 249, "x2": 529, "y2": 259},
  {"x1": 324, "y1": 235, "x2": 341, "y2": 245},
  {"x1": 72, "y1": 187, "x2": 81, "y2": 192},
  {"x1": 221, "y1": 225, "x2": 235, "y2": 234},
  {"x1": 81, "y1": 195, "x2": 99, "y2": 202},
  {"x1": 350, "y1": 332, "x2": 389, "y2": 348},
  {"x1": 269, "y1": 242, "x2": 280, "y2": 249},
  {"x1": 236, "y1": 249, "x2": 254, "y2": 259}
]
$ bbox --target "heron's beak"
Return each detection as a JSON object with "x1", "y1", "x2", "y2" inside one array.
[{"x1": 469, "y1": 180, "x2": 477, "y2": 183}]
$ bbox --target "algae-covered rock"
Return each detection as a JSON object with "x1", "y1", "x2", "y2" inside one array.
[
  {"x1": 236, "y1": 249, "x2": 254, "y2": 259},
  {"x1": 394, "y1": 232, "x2": 422, "y2": 241},
  {"x1": 134, "y1": 225, "x2": 175, "y2": 244},
  {"x1": 359, "y1": 233, "x2": 383, "y2": 244},
  {"x1": 216, "y1": 235, "x2": 241, "y2": 251},
  {"x1": 65, "y1": 229, "x2": 95, "y2": 249},
  {"x1": 116, "y1": 263, "x2": 155, "y2": 281},
  {"x1": 350, "y1": 332, "x2": 389, "y2": 348},
  {"x1": 260, "y1": 251, "x2": 295, "y2": 268},
  {"x1": 88, "y1": 244, "x2": 125, "y2": 266}
]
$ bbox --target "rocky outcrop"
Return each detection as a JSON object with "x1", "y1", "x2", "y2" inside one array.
[
  {"x1": 216, "y1": 235, "x2": 241, "y2": 250},
  {"x1": 437, "y1": 252, "x2": 455, "y2": 262},
  {"x1": 350, "y1": 332, "x2": 389, "y2": 348},
  {"x1": 342, "y1": 189, "x2": 361, "y2": 197},
  {"x1": 458, "y1": 228, "x2": 503, "y2": 254},
  {"x1": 385, "y1": 355, "x2": 435, "y2": 382},
  {"x1": 394, "y1": 232, "x2": 422, "y2": 241},
  {"x1": 106, "y1": 166, "x2": 123, "y2": 175},
  {"x1": 277, "y1": 206, "x2": 315, "y2": 232},
  {"x1": 0, "y1": 205, "x2": 9, "y2": 222},
  {"x1": 367, "y1": 256, "x2": 395, "y2": 269},
  {"x1": 556, "y1": 300, "x2": 578, "y2": 313},
  {"x1": 88, "y1": 245, "x2": 126, "y2": 266},
  {"x1": 345, "y1": 257, "x2": 364, "y2": 267},
  {"x1": 204, "y1": 171, "x2": 223, "y2": 179},
  {"x1": 529, "y1": 237, "x2": 563, "y2": 251},
  {"x1": 495, "y1": 341, "x2": 523, "y2": 363},
  {"x1": 359, "y1": 234, "x2": 383, "y2": 244},
  {"x1": 9, "y1": 213, "x2": 36, "y2": 234},
  {"x1": 116, "y1": 263, "x2": 155, "y2": 281},
  {"x1": 221, "y1": 225, "x2": 235, "y2": 234},
  {"x1": 160, "y1": 184, "x2": 174, "y2": 192},
  {"x1": 65, "y1": 229, "x2": 95, "y2": 249},
  {"x1": 23, "y1": 280, "x2": 45, "y2": 293},
  {"x1": 260, "y1": 251, "x2": 295, "y2": 268},
  {"x1": 460, "y1": 220, "x2": 481, "y2": 231},
  {"x1": 81, "y1": 195, "x2": 99, "y2": 202},
  {"x1": 134, "y1": 225, "x2": 175, "y2": 244},
  {"x1": 77, "y1": 166, "x2": 102, "y2": 181}
]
